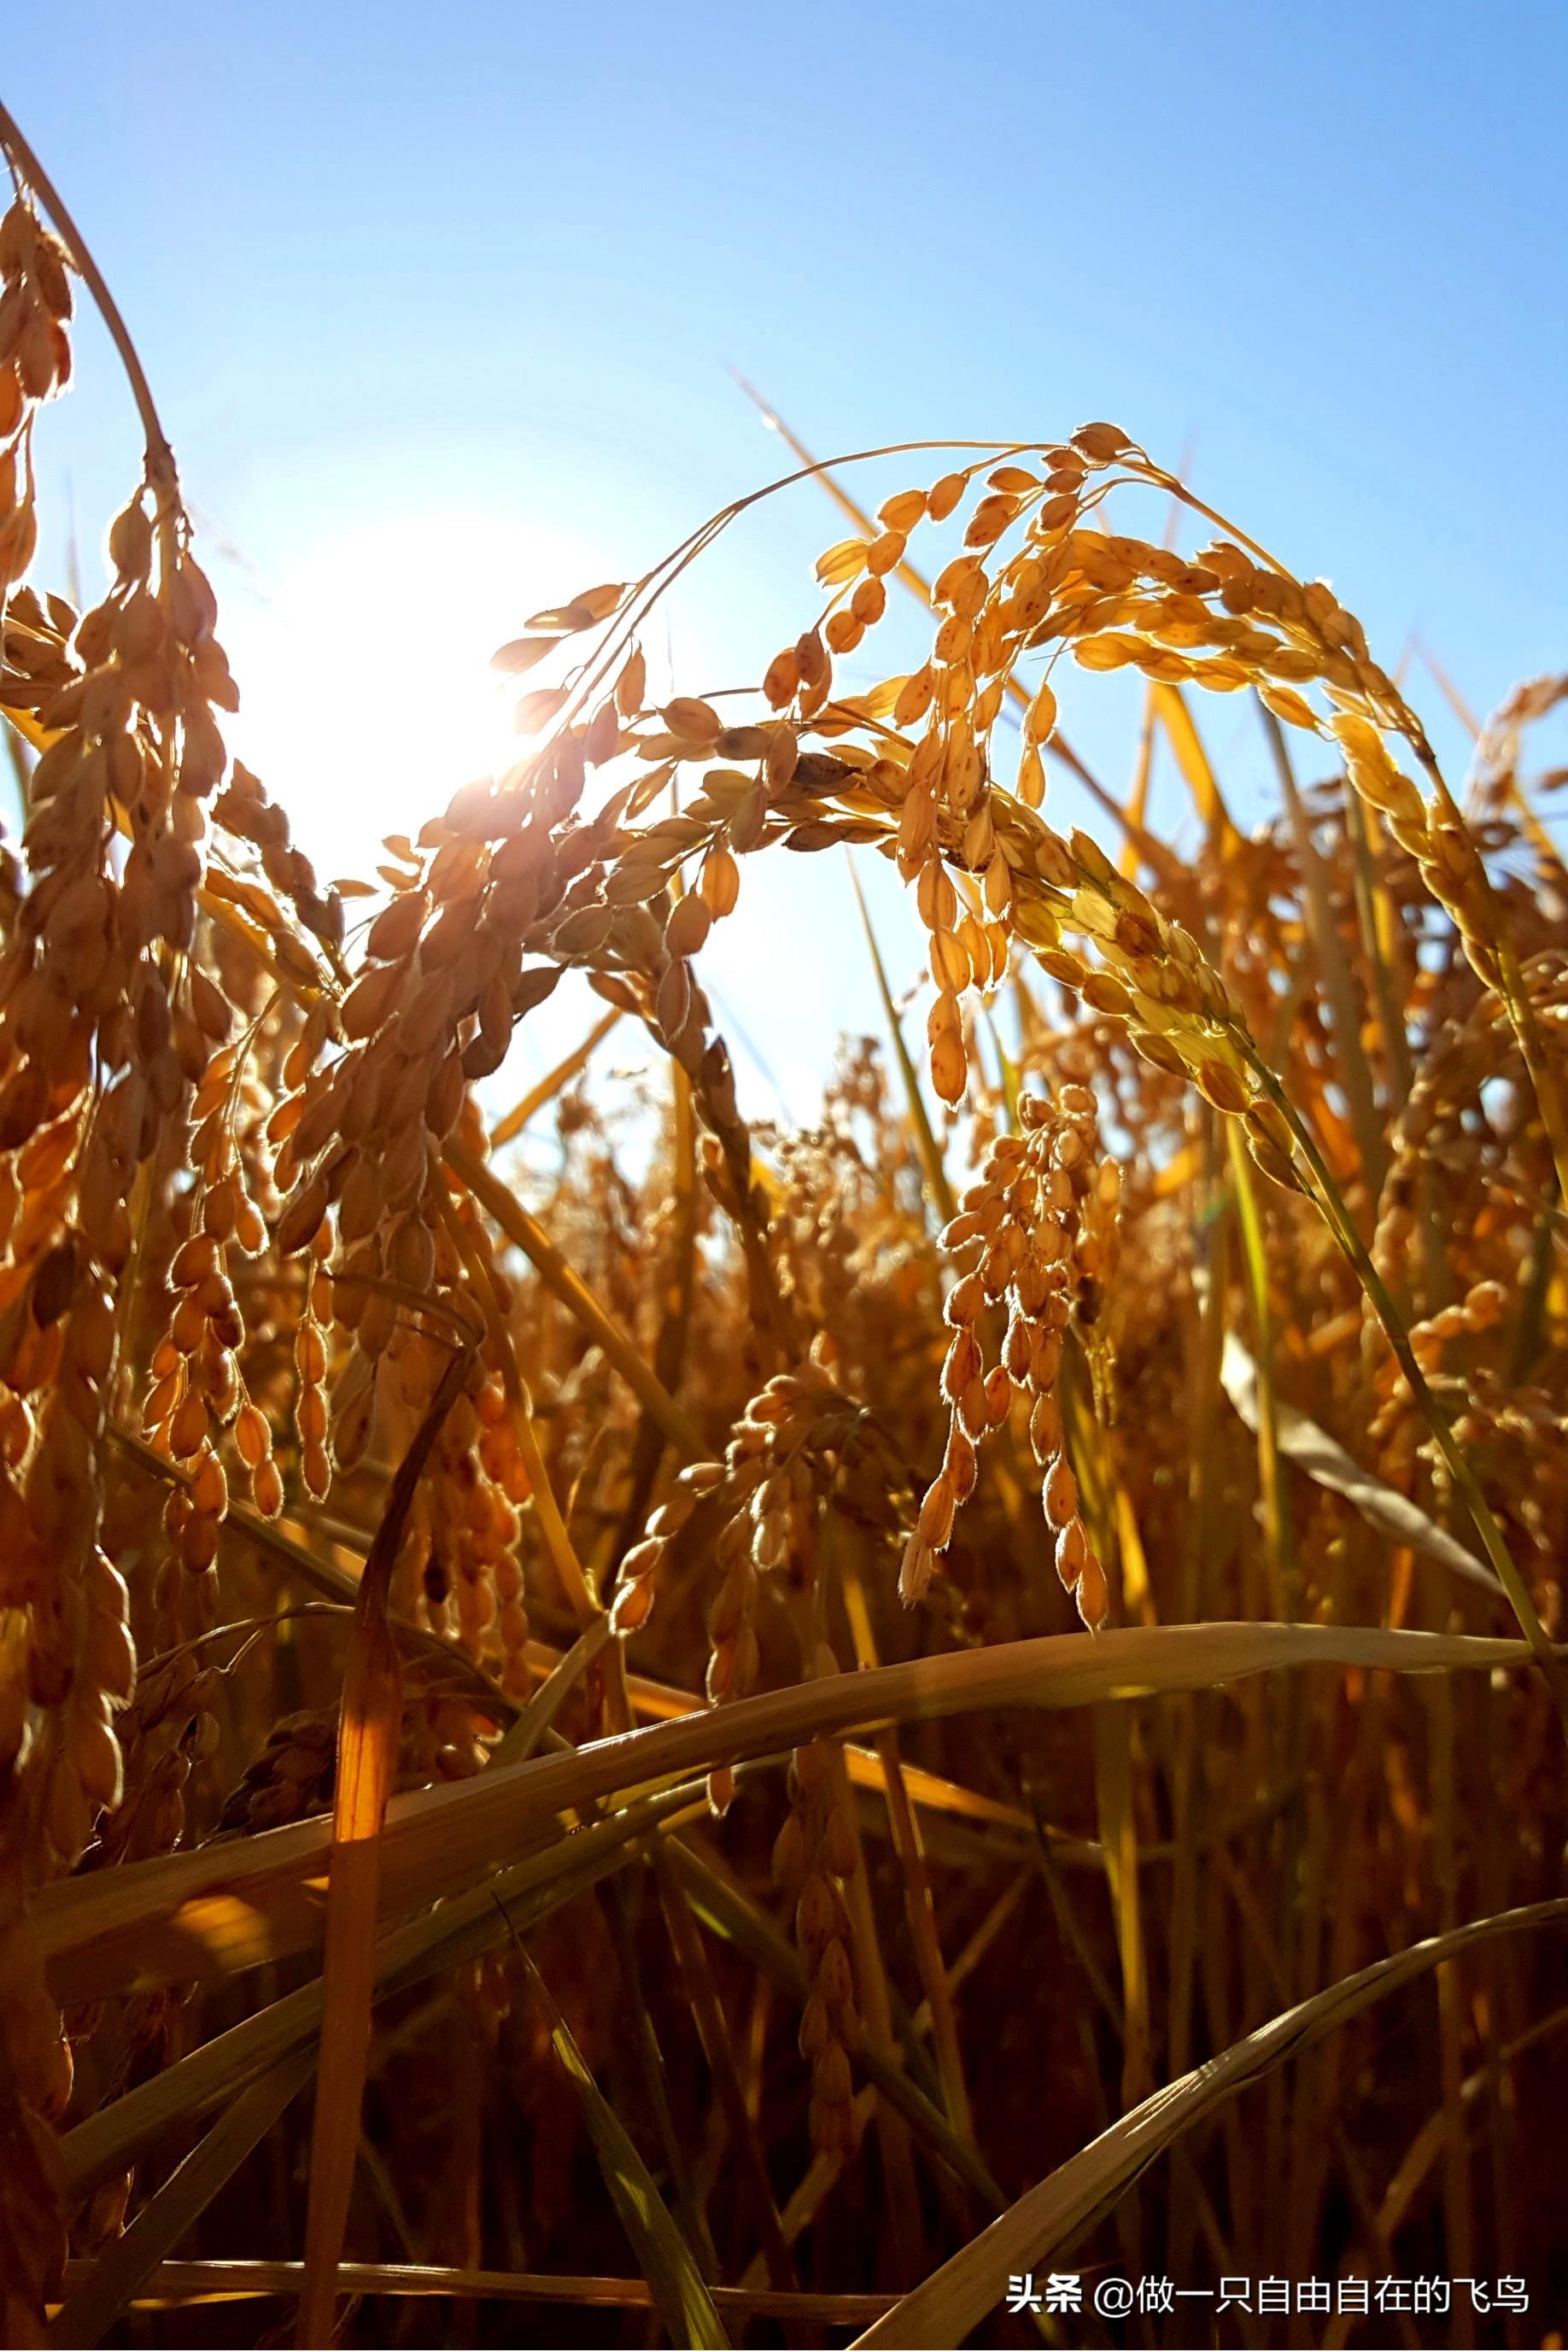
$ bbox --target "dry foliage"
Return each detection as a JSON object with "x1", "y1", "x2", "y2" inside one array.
[{"x1": 1, "y1": 107, "x2": 1566, "y2": 2350}]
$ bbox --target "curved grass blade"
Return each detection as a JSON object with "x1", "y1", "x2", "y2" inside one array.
[
  {"x1": 60, "y1": 1780, "x2": 708, "y2": 2201},
  {"x1": 519, "y1": 1949, "x2": 730, "y2": 2349},
  {"x1": 1220, "y1": 1332, "x2": 1507, "y2": 1600},
  {"x1": 50, "y1": 2051, "x2": 315, "y2": 2349},
  {"x1": 491, "y1": 1615, "x2": 614, "y2": 1766},
  {"x1": 38, "y1": 1624, "x2": 1546, "y2": 2008},
  {"x1": 853, "y1": 1898, "x2": 1568, "y2": 2348}
]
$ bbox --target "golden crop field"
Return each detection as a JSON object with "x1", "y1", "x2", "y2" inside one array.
[{"x1": 1, "y1": 93, "x2": 1566, "y2": 2352}]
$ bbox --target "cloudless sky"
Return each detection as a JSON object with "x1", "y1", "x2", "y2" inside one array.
[{"x1": 7, "y1": 2, "x2": 1567, "y2": 1117}]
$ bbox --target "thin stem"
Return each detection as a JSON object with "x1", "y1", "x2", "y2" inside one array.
[
  {"x1": 1258, "y1": 698, "x2": 1386, "y2": 1190},
  {"x1": 0, "y1": 101, "x2": 178, "y2": 500},
  {"x1": 1134, "y1": 460, "x2": 1296, "y2": 582},
  {"x1": 1497, "y1": 938, "x2": 1568, "y2": 1202},
  {"x1": 1483, "y1": 919, "x2": 1568, "y2": 1208},
  {"x1": 1226, "y1": 1124, "x2": 1293, "y2": 1618},
  {"x1": 435, "y1": 1181, "x2": 601, "y2": 1627},
  {"x1": 1243, "y1": 1051, "x2": 1565, "y2": 1713},
  {"x1": 443, "y1": 1138, "x2": 705, "y2": 1460},
  {"x1": 1415, "y1": 743, "x2": 1568, "y2": 1202}
]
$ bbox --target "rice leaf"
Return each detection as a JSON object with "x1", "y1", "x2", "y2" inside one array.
[
  {"x1": 50, "y1": 2051, "x2": 314, "y2": 2348},
  {"x1": 1220, "y1": 1332, "x2": 1507, "y2": 1599},
  {"x1": 38, "y1": 1624, "x2": 1541, "y2": 2006},
  {"x1": 520, "y1": 1951, "x2": 730, "y2": 2349},
  {"x1": 853, "y1": 1899, "x2": 1568, "y2": 2348},
  {"x1": 61, "y1": 1782, "x2": 708, "y2": 2200}
]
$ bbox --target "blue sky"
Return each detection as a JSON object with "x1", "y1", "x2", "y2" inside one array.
[{"x1": 8, "y1": 2, "x2": 1567, "y2": 1118}]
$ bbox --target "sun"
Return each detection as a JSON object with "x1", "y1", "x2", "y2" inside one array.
[{"x1": 219, "y1": 507, "x2": 610, "y2": 885}]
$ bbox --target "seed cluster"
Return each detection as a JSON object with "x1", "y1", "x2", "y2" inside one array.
[
  {"x1": 769, "y1": 1725, "x2": 863, "y2": 2160},
  {"x1": 0, "y1": 196, "x2": 72, "y2": 589},
  {"x1": 612, "y1": 1360, "x2": 897, "y2": 2150},
  {"x1": 904, "y1": 1086, "x2": 1118, "y2": 1627}
]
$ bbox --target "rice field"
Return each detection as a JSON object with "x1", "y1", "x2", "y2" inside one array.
[{"x1": 2, "y1": 96, "x2": 1566, "y2": 2350}]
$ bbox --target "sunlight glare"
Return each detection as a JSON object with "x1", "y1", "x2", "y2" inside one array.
[
  {"x1": 215, "y1": 504, "x2": 879, "y2": 1123},
  {"x1": 221, "y1": 509, "x2": 604, "y2": 882}
]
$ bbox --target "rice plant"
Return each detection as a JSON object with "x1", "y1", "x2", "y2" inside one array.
[{"x1": 1, "y1": 99, "x2": 1565, "y2": 2349}]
